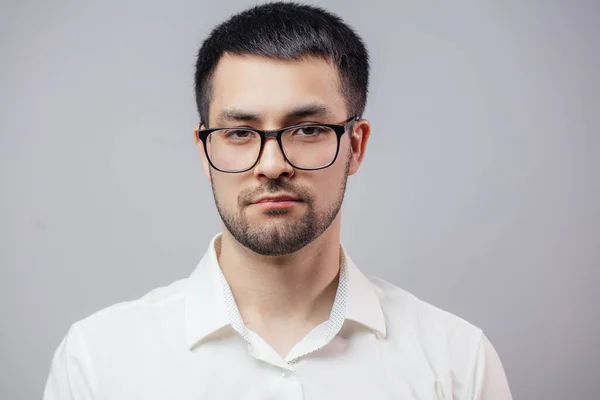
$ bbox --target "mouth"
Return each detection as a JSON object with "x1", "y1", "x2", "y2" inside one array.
[
  {"x1": 253, "y1": 195, "x2": 300, "y2": 204},
  {"x1": 251, "y1": 194, "x2": 303, "y2": 210}
]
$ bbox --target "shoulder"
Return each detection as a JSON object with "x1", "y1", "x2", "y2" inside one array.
[
  {"x1": 370, "y1": 275, "x2": 482, "y2": 338},
  {"x1": 46, "y1": 277, "x2": 193, "y2": 397},
  {"x1": 369, "y1": 276, "x2": 484, "y2": 380},
  {"x1": 71, "y1": 277, "x2": 190, "y2": 344}
]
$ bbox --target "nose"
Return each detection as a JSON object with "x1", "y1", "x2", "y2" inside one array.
[{"x1": 253, "y1": 137, "x2": 295, "y2": 179}]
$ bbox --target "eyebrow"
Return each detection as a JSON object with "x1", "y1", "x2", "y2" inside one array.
[{"x1": 215, "y1": 103, "x2": 337, "y2": 127}]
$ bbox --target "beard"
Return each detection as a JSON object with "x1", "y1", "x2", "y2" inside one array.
[{"x1": 210, "y1": 156, "x2": 351, "y2": 256}]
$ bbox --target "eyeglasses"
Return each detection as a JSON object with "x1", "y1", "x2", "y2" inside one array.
[{"x1": 197, "y1": 116, "x2": 358, "y2": 173}]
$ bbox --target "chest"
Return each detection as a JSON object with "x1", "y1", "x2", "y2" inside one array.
[{"x1": 93, "y1": 334, "x2": 454, "y2": 400}]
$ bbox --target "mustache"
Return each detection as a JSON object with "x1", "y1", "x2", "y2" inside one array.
[{"x1": 238, "y1": 179, "x2": 313, "y2": 206}]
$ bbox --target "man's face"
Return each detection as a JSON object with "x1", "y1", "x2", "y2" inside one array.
[{"x1": 196, "y1": 54, "x2": 368, "y2": 256}]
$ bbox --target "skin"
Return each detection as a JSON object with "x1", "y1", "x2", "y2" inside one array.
[{"x1": 194, "y1": 54, "x2": 371, "y2": 356}]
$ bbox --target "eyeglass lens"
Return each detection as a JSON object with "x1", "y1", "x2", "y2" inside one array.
[{"x1": 206, "y1": 125, "x2": 338, "y2": 171}]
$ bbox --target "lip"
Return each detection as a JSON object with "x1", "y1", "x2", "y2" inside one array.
[
  {"x1": 251, "y1": 194, "x2": 302, "y2": 210},
  {"x1": 253, "y1": 194, "x2": 300, "y2": 204}
]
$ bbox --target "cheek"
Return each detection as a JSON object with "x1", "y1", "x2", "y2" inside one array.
[
  {"x1": 212, "y1": 175, "x2": 243, "y2": 206},
  {"x1": 310, "y1": 168, "x2": 347, "y2": 207}
]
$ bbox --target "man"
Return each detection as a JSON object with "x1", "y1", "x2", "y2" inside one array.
[{"x1": 44, "y1": 2, "x2": 512, "y2": 399}]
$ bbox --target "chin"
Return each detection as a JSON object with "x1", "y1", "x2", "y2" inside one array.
[{"x1": 262, "y1": 208, "x2": 293, "y2": 216}]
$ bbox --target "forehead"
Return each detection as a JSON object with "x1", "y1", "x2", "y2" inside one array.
[{"x1": 209, "y1": 54, "x2": 347, "y2": 125}]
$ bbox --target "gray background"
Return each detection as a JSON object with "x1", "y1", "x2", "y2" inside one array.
[{"x1": 1, "y1": 0, "x2": 598, "y2": 398}]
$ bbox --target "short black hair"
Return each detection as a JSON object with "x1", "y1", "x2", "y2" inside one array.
[{"x1": 194, "y1": 2, "x2": 369, "y2": 126}]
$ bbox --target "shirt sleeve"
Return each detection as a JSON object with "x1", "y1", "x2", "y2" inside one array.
[
  {"x1": 43, "y1": 324, "x2": 97, "y2": 400},
  {"x1": 469, "y1": 334, "x2": 513, "y2": 400}
]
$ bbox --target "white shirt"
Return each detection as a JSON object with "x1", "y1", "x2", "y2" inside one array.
[{"x1": 44, "y1": 235, "x2": 512, "y2": 399}]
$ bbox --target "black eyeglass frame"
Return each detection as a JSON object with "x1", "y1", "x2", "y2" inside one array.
[{"x1": 197, "y1": 115, "x2": 359, "y2": 173}]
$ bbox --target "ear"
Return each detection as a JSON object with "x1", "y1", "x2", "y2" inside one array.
[
  {"x1": 348, "y1": 118, "x2": 371, "y2": 176},
  {"x1": 194, "y1": 125, "x2": 211, "y2": 180}
]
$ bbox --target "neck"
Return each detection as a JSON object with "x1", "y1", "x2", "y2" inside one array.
[{"x1": 217, "y1": 218, "x2": 342, "y2": 327}]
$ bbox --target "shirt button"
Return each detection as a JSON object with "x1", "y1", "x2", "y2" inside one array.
[{"x1": 281, "y1": 371, "x2": 291, "y2": 378}]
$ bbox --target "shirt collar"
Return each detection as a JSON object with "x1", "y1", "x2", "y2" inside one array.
[
  {"x1": 184, "y1": 234, "x2": 387, "y2": 350},
  {"x1": 184, "y1": 235, "x2": 230, "y2": 350},
  {"x1": 343, "y1": 249, "x2": 387, "y2": 337}
]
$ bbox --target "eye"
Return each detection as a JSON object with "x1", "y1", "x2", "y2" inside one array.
[
  {"x1": 294, "y1": 126, "x2": 327, "y2": 136},
  {"x1": 224, "y1": 129, "x2": 255, "y2": 139}
]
